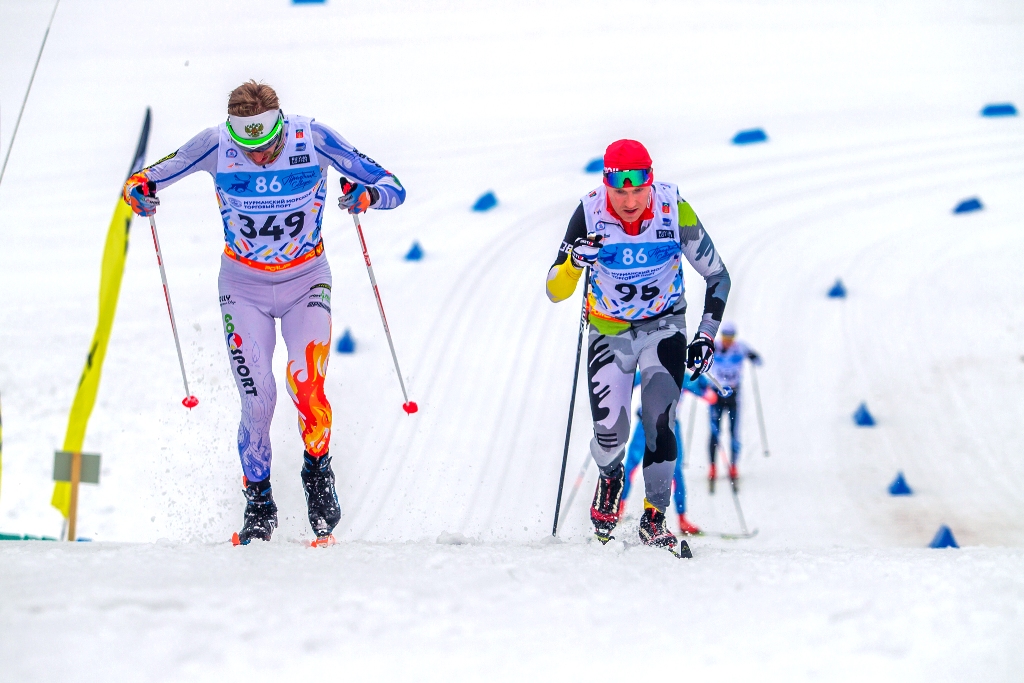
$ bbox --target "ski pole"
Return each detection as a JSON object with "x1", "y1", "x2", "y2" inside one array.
[
  {"x1": 683, "y1": 393, "x2": 697, "y2": 469},
  {"x1": 556, "y1": 453, "x2": 592, "y2": 533},
  {"x1": 721, "y1": 445, "x2": 750, "y2": 536},
  {"x1": 551, "y1": 268, "x2": 590, "y2": 537},
  {"x1": 749, "y1": 362, "x2": 770, "y2": 457},
  {"x1": 351, "y1": 213, "x2": 417, "y2": 415},
  {"x1": 730, "y1": 478, "x2": 750, "y2": 536},
  {"x1": 148, "y1": 215, "x2": 198, "y2": 409},
  {"x1": 704, "y1": 372, "x2": 733, "y2": 398},
  {"x1": 0, "y1": 0, "x2": 61, "y2": 190}
]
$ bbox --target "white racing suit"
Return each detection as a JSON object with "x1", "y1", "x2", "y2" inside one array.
[
  {"x1": 135, "y1": 115, "x2": 405, "y2": 482},
  {"x1": 547, "y1": 182, "x2": 729, "y2": 510}
]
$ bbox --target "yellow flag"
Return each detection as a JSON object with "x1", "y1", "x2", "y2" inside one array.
[{"x1": 52, "y1": 109, "x2": 151, "y2": 517}]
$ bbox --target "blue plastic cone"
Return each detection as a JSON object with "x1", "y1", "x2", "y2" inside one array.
[
  {"x1": 405, "y1": 241, "x2": 424, "y2": 261},
  {"x1": 472, "y1": 191, "x2": 498, "y2": 212},
  {"x1": 732, "y1": 128, "x2": 768, "y2": 145},
  {"x1": 828, "y1": 279, "x2": 847, "y2": 298},
  {"x1": 888, "y1": 472, "x2": 912, "y2": 495},
  {"x1": 585, "y1": 158, "x2": 604, "y2": 173},
  {"x1": 981, "y1": 103, "x2": 1017, "y2": 117},
  {"x1": 953, "y1": 197, "x2": 983, "y2": 214},
  {"x1": 929, "y1": 525, "x2": 959, "y2": 549},
  {"x1": 853, "y1": 402, "x2": 875, "y2": 427},
  {"x1": 335, "y1": 329, "x2": 355, "y2": 354}
]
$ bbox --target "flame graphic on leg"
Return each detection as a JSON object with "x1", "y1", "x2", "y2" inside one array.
[{"x1": 286, "y1": 341, "x2": 332, "y2": 457}]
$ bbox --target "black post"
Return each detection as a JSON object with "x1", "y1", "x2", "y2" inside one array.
[{"x1": 552, "y1": 269, "x2": 590, "y2": 537}]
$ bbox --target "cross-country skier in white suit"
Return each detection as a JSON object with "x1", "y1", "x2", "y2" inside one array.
[
  {"x1": 122, "y1": 81, "x2": 406, "y2": 546},
  {"x1": 546, "y1": 139, "x2": 729, "y2": 556}
]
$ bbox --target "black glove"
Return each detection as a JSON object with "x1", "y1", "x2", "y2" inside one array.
[
  {"x1": 570, "y1": 234, "x2": 603, "y2": 268},
  {"x1": 686, "y1": 332, "x2": 715, "y2": 378}
]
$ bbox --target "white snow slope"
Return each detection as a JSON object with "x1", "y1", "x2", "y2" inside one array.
[{"x1": 1, "y1": 1, "x2": 1023, "y2": 681}]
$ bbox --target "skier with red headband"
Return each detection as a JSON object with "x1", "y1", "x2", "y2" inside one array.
[
  {"x1": 546, "y1": 139, "x2": 730, "y2": 556},
  {"x1": 121, "y1": 81, "x2": 406, "y2": 546}
]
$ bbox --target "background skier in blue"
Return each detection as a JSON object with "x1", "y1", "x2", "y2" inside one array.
[{"x1": 707, "y1": 322, "x2": 762, "y2": 491}]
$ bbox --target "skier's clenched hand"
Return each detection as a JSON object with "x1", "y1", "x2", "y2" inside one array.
[
  {"x1": 686, "y1": 332, "x2": 715, "y2": 379},
  {"x1": 570, "y1": 234, "x2": 603, "y2": 268},
  {"x1": 339, "y1": 177, "x2": 378, "y2": 214},
  {"x1": 123, "y1": 173, "x2": 160, "y2": 216}
]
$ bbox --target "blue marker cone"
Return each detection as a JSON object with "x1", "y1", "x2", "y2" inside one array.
[
  {"x1": 888, "y1": 472, "x2": 912, "y2": 495},
  {"x1": 929, "y1": 525, "x2": 959, "y2": 548},
  {"x1": 981, "y1": 103, "x2": 1017, "y2": 117},
  {"x1": 953, "y1": 197, "x2": 983, "y2": 214},
  {"x1": 828, "y1": 279, "x2": 847, "y2": 298},
  {"x1": 732, "y1": 128, "x2": 768, "y2": 145},
  {"x1": 853, "y1": 403, "x2": 875, "y2": 426},
  {"x1": 472, "y1": 191, "x2": 498, "y2": 212},
  {"x1": 405, "y1": 241, "x2": 424, "y2": 261},
  {"x1": 585, "y1": 158, "x2": 604, "y2": 173},
  {"x1": 335, "y1": 329, "x2": 355, "y2": 354}
]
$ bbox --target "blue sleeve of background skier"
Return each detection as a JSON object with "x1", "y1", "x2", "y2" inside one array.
[
  {"x1": 310, "y1": 121, "x2": 406, "y2": 209},
  {"x1": 681, "y1": 371, "x2": 709, "y2": 396}
]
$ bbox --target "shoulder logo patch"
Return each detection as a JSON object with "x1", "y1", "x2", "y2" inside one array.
[{"x1": 226, "y1": 148, "x2": 237, "y2": 158}]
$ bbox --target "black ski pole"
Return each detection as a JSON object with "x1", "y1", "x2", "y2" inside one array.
[{"x1": 551, "y1": 268, "x2": 590, "y2": 537}]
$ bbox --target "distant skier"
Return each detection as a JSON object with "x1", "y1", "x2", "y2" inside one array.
[
  {"x1": 546, "y1": 139, "x2": 730, "y2": 555},
  {"x1": 707, "y1": 322, "x2": 761, "y2": 492},
  {"x1": 620, "y1": 371, "x2": 719, "y2": 536},
  {"x1": 122, "y1": 81, "x2": 406, "y2": 545}
]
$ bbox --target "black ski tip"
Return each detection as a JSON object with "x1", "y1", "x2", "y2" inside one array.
[
  {"x1": 595, "y1": 532, "x2": 615, "y2": 545},
  {"x1": 676, "y1": 540, "x2": 693, "y2": 559}
]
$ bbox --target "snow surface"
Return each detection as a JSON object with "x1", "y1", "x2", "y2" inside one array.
[{"x1": 1, "y1": 0, "x2": 1023, "y2": 680}]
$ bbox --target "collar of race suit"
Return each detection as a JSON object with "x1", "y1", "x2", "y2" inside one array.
[{"x1": 605, "y1": 190, "x2": 655, "y2": 236}]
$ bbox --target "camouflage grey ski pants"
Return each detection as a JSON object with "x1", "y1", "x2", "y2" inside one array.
[{"x1": 587, "y1": 314, "x2": 688, "y2": 511}]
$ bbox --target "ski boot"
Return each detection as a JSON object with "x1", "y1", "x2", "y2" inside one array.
[
  {"x1": 640, "y1": 502, "x2": 691, "y2": 558},
  {"x1": 728, "y1": 463, "x2": 739, "y2": 492},
  {"x1": 591, "y1": 463, "x2": 624, "y2": 544},
  {"x1": 708, "y1": 462, "x2": 717, "y2": 494},
  {"x1": 231, "y1": 476, "x2": 278, "y2": 546},
  {"x1": 678, "y1": 513, "x2": 702, "y2": 536},
  {"x1": 301, "y1": 452, "x2": 341, "y2": 546}
]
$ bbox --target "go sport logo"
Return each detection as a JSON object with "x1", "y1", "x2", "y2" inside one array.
[{"x1": 224, "y1": 314, "x2": 258, "y2": 396}]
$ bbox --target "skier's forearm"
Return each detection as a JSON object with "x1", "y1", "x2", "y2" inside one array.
[
  {"x1": 546, "y1": 260, "x2": 583, "y2": 302},
  {"x1": 140, "y1": 127, "x2": 219, "y2": 192},
  {"x1": 310, "y1": 121, "x2": 405, "y2": 209},
  {"x1": 697, "y1": 266, "x2": 730, "y2": 339},
  {"x1": 369, "y1": 173, "x2": 406, "y2": 209},
  {"x1": 677, "y1": 199, "x2": 729, "y2": 338}
]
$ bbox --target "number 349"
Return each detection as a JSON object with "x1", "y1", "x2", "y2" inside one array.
[{"x1": 237, "y1": 211, "x2": 305, "y2": 241}]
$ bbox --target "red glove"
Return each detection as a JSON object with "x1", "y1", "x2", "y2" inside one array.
[{"x1": 702, "y1": 388, "x2": 719, "y2": 405}]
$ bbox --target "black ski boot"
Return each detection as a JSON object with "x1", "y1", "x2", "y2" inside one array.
[
  {"x1": 301, "y1": 452, "x2": 341, "y2": 544},
  {"x1": 590, "y1": 462, "x2": 625, "y2": 544},
  {"x1": 231, "y1": 477, "x2": 278, "y2": 546},
  {"x1": 639, "y1": 503, "x2": 691, "y2": 558}
]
